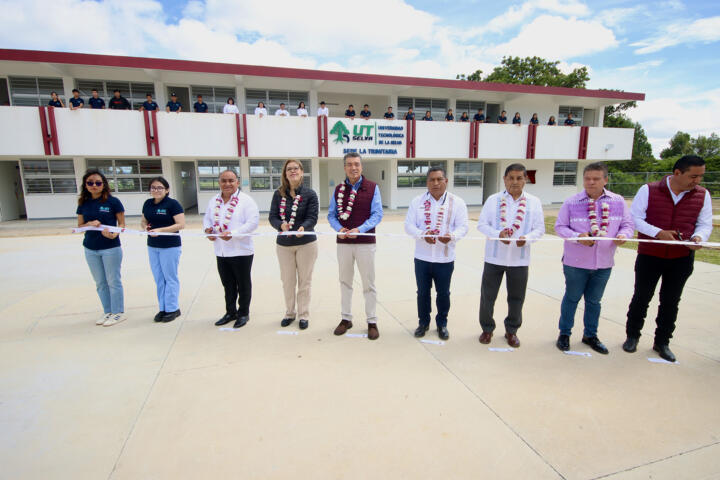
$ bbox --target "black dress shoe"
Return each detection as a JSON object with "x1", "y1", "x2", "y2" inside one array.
[
  {"x1": 582, "y1": 336, "x2": 609, "y2": 354},
  {"x1": 162, "y1": 309, "x2": 181, "y2": 323},
  {"x1": 653, "y1": 343, "x2": 676, "y2": 362},
  {"x1": 299, "y1": 319, "x2": 308, "y2": 330},
  {"x1": 414, "y1": 325, "x2": 429, "y2": 337},
  {"x1": 622, "y1": 336, "x2": 639, "y2": 353},
  {"x1": 556, "y1": 334, "x2": 570, "y2": 351},
  {"x1": 154, "y1": 311, "x2": 166, "y2": 323},
  {"x1": 281, "y1": 317, "x2": 295, "y2": 327},
  {"x1": 215, "y1": 313, "x2": 237, "y2": 326},
  {"x1": 438, "y1": 326, "x2": 449, "y2": 340},
  {"x1": 234, "y1": 315, "x2": 249, "y2": 329}
]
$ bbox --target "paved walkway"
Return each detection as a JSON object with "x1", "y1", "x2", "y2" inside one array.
[{"x1": 1, "y1": 218, "x2": 719, "y2": 479}]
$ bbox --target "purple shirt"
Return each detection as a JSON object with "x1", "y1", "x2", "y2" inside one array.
[{"x1": 554, "y1": 189, "x2": 634, "y2": 270}]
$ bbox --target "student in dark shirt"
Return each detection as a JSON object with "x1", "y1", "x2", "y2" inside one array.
[
  {"x1": 108, "y1": 90, "x2": 131, "y2": 110},
  {"x1": 405, "y1": 107, "x2": 415, "y2": 120},
  {"x1": 473, "y1": 108, "x2": 485, "y2": 122},
  {"x1": 345, "y1": 104, "x2": 356, "y2": 119},
  {"x1": 360, "y1": 104, "x2": 371, "y2": 119},
  {"x1": 384, "y1": 106, "x2": 395, "y2": 119},
  {"x1": 445, "y1": 109, "x2": 454, "y2": 121},
  {"x1": 422, "y1": 110, "x2": 433, "y2": 121},
  {"x1": 512, "y1": 112, "x2": 522, "y2": 125},
  {"x1": 530, "y1": 113, "x2": 539, "y2": 125},
  {"x1": 140, "y1": 93, "x2": 159, "y2": 111},
  {"x1": 88, "y1": 89, "x2": 105, "y2": 109},
  {"x1": 69, "y1": 89, "x2": 84, "y2": 110},
  {"x1": 193, "y1": 94, "x2": 208, "y2": 113},
  {"x1": 48, "y1": 91, "x2": 63, "y2": 108},
  {"x1": 564, "y1": 113, "x2": 575, "y2": 126},
  {"x1": 76, "y1": 169, "x2": 126, "y2": 326},
  {"x1": 548, "y1": 116, "x2": 557, "y2": 125},
  {"x1": 268, "y1": 159, "x2": 319, "y2": 330},
  {"x1": 459, "y1": 112, "x2": 469, "y2": 122},
  {"x1": 141, "y1": 176, "x2": 186, "y2": 323},
  {"x1": 166, "y1": 93, "x2": 182, "y2": 112},
  {"x1": 498, "y1": 110, "x2": 508, "y2": 124}
]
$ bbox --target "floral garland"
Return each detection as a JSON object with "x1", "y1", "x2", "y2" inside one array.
[
  {"x1": 588, "y1": 198, "x2": 610, "y2": 237},
  {"x1": 336, "y1": 183, "x2": 358, "y2": 221},
  {"x1": 213, "y1": 194, "x2": 239, "y2": 233},
  {"x1": 499, "y1": 194, "x2": 527, "y2": 236},
  {"x1": 423, "y1": 193, "x2": 446, "y2": 236},
  {"x1": 279, "y1": 194, "x2": 302, "y2": 228}
]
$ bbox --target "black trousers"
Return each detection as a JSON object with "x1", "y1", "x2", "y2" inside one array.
[
  {"x1": 626, "y1": 253, "x2": 694, "y2": 345},
  {"x1": 479, "y1": 262, "x2": 529, "y2": 334},
  {"x1": 216, "y1": 255, "x2": 254, "y2": 316}
]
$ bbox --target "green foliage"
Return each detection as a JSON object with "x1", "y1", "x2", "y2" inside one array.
[
  {"x1": 457, "y1": 56, "x2": 589, "y2": 88},
  {"x1": 604, "y1": 115, "x2": 655, "y2": 173},
  {"x1": 660, "y1": 132, "x2": 693, "y2": 159}
]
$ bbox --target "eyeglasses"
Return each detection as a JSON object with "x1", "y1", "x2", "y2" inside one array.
[
  {"x1": 286, "y1": 167, "x2": 301, "y2": 172},
  {"x1": 150, "y1": 186, "x2": 166, "y2": 192},
  {"x1": 86, "y1": 181, "x2": 103, "y2": 187}
]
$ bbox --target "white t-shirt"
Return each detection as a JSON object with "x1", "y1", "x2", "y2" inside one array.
[
  {"x1": 275, "y1": 109, "x2": 290, "y2": 117},
  {"x1": 254, "y1": 107, "x2": 268, "y2": 116},
  {"x1": 223, "y1": 104, "x2": 239, "y2": 114},
  {"x1": 296, "y1": 108, "x2": 308, "y2": 117},
  {"x1": 317, "y1": 107, "x2": 329, "y2": 116}
]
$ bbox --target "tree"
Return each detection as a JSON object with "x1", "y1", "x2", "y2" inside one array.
[
  {"x1": 660, "y1": 132, "x2": 693, "y2": 159},
  {"x1": 604, "y1": 115, "x2": 654, "y2": 172},
  {"x1": 457, "y1": 56, "x2": 589, "y2": 88},
  {"x1": 692, "y1": 133, "x2": 720, "y2": 158}
]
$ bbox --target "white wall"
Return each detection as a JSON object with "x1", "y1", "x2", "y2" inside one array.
[
  {"x1": 246, "y1": 115, "x2": 317, "y2": 158},
  {"x1": 534, "y1": 125, "x2": 581, "y2": 159},
  {"x1": 0, "y1": 107, "x2": 45, "y2": 156},
  {"x1": 415, "y1": 122, "x2": 469, "y2": 158},
  {"x1": 360, "y1": 160, "x2": 390, "y2": 207},
  {"x1": 158, "y1": 112, "x2": 237, "y2": 157},
  {"x1": 477, "y1": 124, "x2": 527, "y2": 159},
  {"x1": 54, "y1": 108, "x2": 147, "y2": 157},
  {"x1": 496, "y1": 159, "x2": 581, "y2": 204},
  {"x1": 586, "y1": 127, "x2": 634, "y2": 160}
]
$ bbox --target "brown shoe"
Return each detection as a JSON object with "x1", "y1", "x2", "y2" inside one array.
[
  {"x1": 368, "y1": 323, "x2": 379, "y2": 340},
  {"x1": 334, "y1": 319, "x2": 352, "y2": 335},
  {"x1": 479, "y1": 332, "x2": 493, "y2": 344},
  {"x1": 505, "y1": 332, "x2": 520, "y2": 348}
]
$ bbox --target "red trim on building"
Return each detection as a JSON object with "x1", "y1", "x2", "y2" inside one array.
[
  {"x1": 526, "y1": 124, "x2": 538, "y2": 159},
  {"x1": 406, "y1": 118, "x2": 416, "y2": 158},
  {"x1": 38, "y1": 107, "x2": 51, "y2": 155},
  {"x1": 235, "y1": 113, "x2": 248, "y2": 156},
  {"x1": 578, "y1": 126, "x2": 590, "y2": 160},
  {"x1": 469, "y1": 121, "x2": 479, "y2": 158},
  {"x1": 142, "y1": 110, "x2": 160, "y2": 156},
  {"x1": 151, "y1": 110, "x2": 160, "y2": 156},
  {"x1": 317, "y1": 116, "x2": 328, "y2": 157},
  {"x1": 38, "y1": 106, "x2": 60, "y2": 155},
  {"x1": 0, "y1": 49, "x2": 645, "y2": 101}
]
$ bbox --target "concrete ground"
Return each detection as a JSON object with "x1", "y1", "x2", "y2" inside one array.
[{"x1": 1, "y1": 214, "x2": 719, "y2": 480}]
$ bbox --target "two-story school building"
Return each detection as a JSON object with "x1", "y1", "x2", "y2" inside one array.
[{"x1": 0, "y1": 49, "x2": 644, "y2": 221}]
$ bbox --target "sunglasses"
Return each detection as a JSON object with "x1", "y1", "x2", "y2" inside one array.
[{"x1": 86, "y1": 181, "x2": 104, "y2": 187}]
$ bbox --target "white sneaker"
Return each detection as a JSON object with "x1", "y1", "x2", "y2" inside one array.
[
  {"x1": 103, "y1": 313, "x2": 126, "y2": 327},
  {"x1": 97, "y1": 313, "x2": 111, "y2": 325}
]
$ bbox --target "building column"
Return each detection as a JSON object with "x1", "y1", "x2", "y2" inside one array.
[
  {"x1": 62, "y1": 77, "x2": 74, "y2": 103},
  {"x1": 309, "y1": 90, "x2": 318, "y2": 116},
  {"x1": 388, "y1": 158, "x2": 398, "y2": 209},
  {"x1": 154, "y1": 81, "x2": 166, "y2": 108}
]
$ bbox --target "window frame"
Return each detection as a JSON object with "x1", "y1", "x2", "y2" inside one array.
[
  {"x1": 9, "y1": 76, "x2": 65, "y2": 107},
  {"x1": 553, "y1": 161, "x2": 578, "y2": 186},
  {"x1": 197, "y1": 160, "x2": 242, "y2": 191},
  {"x1": 245, "y1": 89, "x2": 309, "y2": 116},
  {"x1": 75, "y1": 80, "x2": 156, "y2": 110},
  {"x1": 249, "y1": 159, "x2": 312, "y2": 191},
  {"x1": 21, "y1": 159, "x2": 77, "y2": 194},
  {"x1": 453, "y1": 161, "x2": 484, "y2": 188},
  {"x1": 86, "y1": 159, "x2": 163, "y2": 193},
  {"x1": 397, "y1": 160, "x2": 447, "y2": 188}
]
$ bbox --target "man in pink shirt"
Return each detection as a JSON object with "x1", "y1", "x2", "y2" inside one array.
[{"x1": 554, "y1": 162, "x2": 634, "y2": 353}]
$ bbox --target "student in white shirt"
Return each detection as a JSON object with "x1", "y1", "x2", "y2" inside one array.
[
  {"x1": 203, "y1": 169, "x2": 260, "y2": 329},
  {"x1": 275, "y1": 102, "x2": 290, "y2": 116},
  {"x1": 404, "y1": 166, "x2": 468, "y2": 340},
  {"x1": 254, "y1": 101, "x2": 268, "y2": 117},
  {"x1": 317, "y1": 101, "x2": 329, "y2": 117},
  {"x1": 223, "y1": 97, "x2": 240, "y2": 114},
  {"x1": 477, "y1": 163, "x2": 545, "y2": 348},
  {"x1": 296, "y1": 101, "x2": 308, "y2": 117}
]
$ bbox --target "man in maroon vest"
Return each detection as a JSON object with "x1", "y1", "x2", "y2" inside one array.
[
  {"x1": 328, "y1": 153, "x2": 384, "y2": 340},
  {"x1": 623, "y1": 155, "x2": 713, "y2": 362}
]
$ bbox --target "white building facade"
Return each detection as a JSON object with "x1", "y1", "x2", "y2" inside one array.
[{"x1": 0, "y1": 49, "x2": 644, "y2": 220}]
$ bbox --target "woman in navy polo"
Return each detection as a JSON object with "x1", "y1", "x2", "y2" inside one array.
[
  {"x1": 141, "y1": 177, "x2": 185, "y2": 323},
  {"x1": 445, "y1": 109, "x2": 454, "y2": 121},
  {"x1": 48, "y1": 91, "x2": 64, "y2": 108},
  {"x1": 459, "y1": 112, "x2": 469, "y2": 122},
  {"x1": 512, "y1": 112, "x2": 522, "y2": 125},
  {"x1": 76, "y1": 170, "x2": 126, "y2": 326},
  {"x1": 548, "y1": 116, "x2": 557, "y2": 125},
  {"x1": 530, "y1": 113, "x2": 539, "y2": 125}
]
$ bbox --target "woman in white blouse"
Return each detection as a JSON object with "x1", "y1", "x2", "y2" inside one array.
[
  {"x1": 296, "y1": 101, "x2": 308, "y2": 117},
  {"x1": 223, "y1": 97, "x2": 240, "y2": 114},
  {"x1": 254, "y1": 101, "x2": 268, "y2": 117}
]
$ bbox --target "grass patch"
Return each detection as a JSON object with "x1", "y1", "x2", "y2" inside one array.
[{"x1": 545, "y1": 216, "x2": 720, "y2": 266}]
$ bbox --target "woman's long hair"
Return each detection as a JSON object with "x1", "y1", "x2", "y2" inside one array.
[
  {"x1": 277, "y1": 159, "x2": 303, "y2": 198},
  {"x1": 78, "y1": 169, "x2": 111, "y2": 205}
]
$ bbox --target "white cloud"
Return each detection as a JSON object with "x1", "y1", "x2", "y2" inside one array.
[
  {"x1": 595, "y1": 7, "x2": 644, "y2": 30},
  {"x1": 632, "y1": 16, "x2": 720, "y2": 54},
  {"x1": 616, "y1": 60, "x2": 664, "y2": 71},
  {"x1": 486, "y1": 15, "x2": 618, "y2": 60}
]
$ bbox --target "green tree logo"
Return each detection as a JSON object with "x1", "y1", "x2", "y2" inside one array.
[{"x1": 330, "y1": 121, "x2": 350, "y2": 144}]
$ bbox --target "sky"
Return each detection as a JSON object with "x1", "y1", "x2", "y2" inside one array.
[{"x1": 1, "y1": 0, "x2": 719, "y2": 156}]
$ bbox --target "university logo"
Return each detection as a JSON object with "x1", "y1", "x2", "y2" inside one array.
[{"x1": 330, "y1": 121, "x2": 350, "y2": 144}]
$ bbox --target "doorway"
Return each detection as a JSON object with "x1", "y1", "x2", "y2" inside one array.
[
  {"x1": 486, "y1": 103, "x2": 501, "y2": 123},
  {"x1": 166, "y1": 86, "x2": 190, "y2": 112},
  {"x1": 482, "y1": 162, "x2": 498, "y2": 204},
  {"x1": 174, "y1": 161, "x2": 198, "y2": 211},
  {"x1": 0, "y1": 78, "x2": 9, "y2": 106},
  {"x1": 583, "y1": 108, "x2": 597, "y2": 127},
  {"x1": 0, "y1": 161, "x2": 24, "y2": 221}
]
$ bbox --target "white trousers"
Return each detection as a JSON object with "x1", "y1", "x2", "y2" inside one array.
[{"x1": 337, "y1": 244, "x2": 377, "y2": 323}]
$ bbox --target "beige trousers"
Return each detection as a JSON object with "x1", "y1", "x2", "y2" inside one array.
[
  {"x1": 337, "y1": 243, "x2": 377, "y2": 324},
  {"x1": 276, "y1": 242, "x2": 318, "y2": 320}
]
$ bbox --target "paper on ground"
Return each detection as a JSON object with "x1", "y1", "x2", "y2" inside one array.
[
  {"x1": 563, "y1": 350, "x2": 592, "y2": 357},
  {"x1": 277, "y1": 331, "x2": 299, "y2": 335},
  {"x1": 420, "y1": 339, "x2": 445, "y2": 345},
  {"x1": 648, "y1": 357, "x2": 678, "y2": 364},
  {"x1": 218, "y1": 327, "x2": 239, "y2": 332},
  {"x1": 488, "y1": 347, "x2": 514, "y2": 352},
  {"x1": 345, "y1": 333, "x2": 368, "y2": 338}
]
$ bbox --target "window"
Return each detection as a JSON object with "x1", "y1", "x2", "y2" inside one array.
[
  {"x1": 190, "y1": 85, "x2": 237, "y2": 113},
  {"x1": 76, "y1": 80, "x2": 155, "y2": 110},
  {"x1": 86, "y1": 159, "x2": 162, "y2": 192},
  {"x1": 21, "y1": 159, "x2": 77, "y2": 194},
  {"x1": 197, "y1": 160, "x2": 241, "y2": 191},
  {"x1": 558, "y1": 106, "x2": 584, "y2": 125},
  {"x1": 453, "y1": 161, "x2": 483, "y2": 187},
  {"x1": 9, "y1": 76, "x2": 64, "y2": 106},
  {"x1": 553, "y1": 162, "x2": 578, "y2": 186},
  {"x1": 455, "y1": 100, "x2": 486, "y2": 118},
  {"x1": 249, "y1": 160, "x2": 311, "y2": 191},
  {"x1": 398, "y1": 97, "x2": 448, "y2": 120},
  {"x1": 397, "y1": 160, "x2": 447, "y2": 188},
  {"x1": 245, "y1": 89, "x2": 309, "y2": 116}
]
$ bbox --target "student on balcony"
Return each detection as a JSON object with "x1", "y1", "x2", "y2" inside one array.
[
  {"x1": 193, "y1": 94, "x2": 208, "y2": 113},
  {"x1": 296, "y1": 101, "x2": 308, "y2": 117},
  {"x1": 404, "y1": 107, "x2": 415, "y2": 120},
  {"x1": 345, "y1": 104, "x2": 356, "y2": 119},
  {"x1": 445, "y1": 109, "x2": 454, "y2": 121},
  {"x1": 108, "y1": 89, "x2": 131, "y2": 110},
  {"x1": 88, "y1": 89, "x2": 105, "y2": 109},
  {"x1": 422, "y1": 110, "x2": 433, "y2": 121},
  {"x1": 564, "y1": 113, "x2": 576, "y2": 126},
  {"x1": 384, "y1": 106, "x2": 395, "y2": 119},
  {"x1": 69, "y1": 89, "x2": 84, "y2": 110},
  {"x1": 223, "y1": 97, "x2": 239, "y2": 114},
  {"x1": 497, "y1": 110, "x2": 508, "y2": 124},
  {"x1": 48, "y1": 91, "x2": 64, "y2": 108},
  {"x1": 254, "y1": 101, "x2": 268, "y2": 117},
  {"x1": 360, "y1": 104, "x2": 371, "y2": 119},
  {"x1": 166, "y1": 93, "x2": 182, "y2": 113},
  {"x1": 512, "y1": 112, "x2": 522, "y2": 125},
  {"x1": 473, "y1": 108, "x2": 485, "y2": 122},
  {"x1": 317, "y1": 101, "x2": 329, "y2": 117},
  {"x1": 275, "y1": 102, "x2": 290, "y2": 116},
  {"x1": 547, "y1": 116, "x2": 556, "y2": 125},
  {"x1": 530, "y1": 113, "x2": 539, "y2": 125},
  {"x1": 459, "y1": 112, "x2": 469, "y2": 122},
  {"x1": 140, "y1": 93, "x2": 158, "y2": 111}
]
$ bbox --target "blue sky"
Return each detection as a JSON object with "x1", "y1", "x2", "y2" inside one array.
[{"x1": 2, "y1": 0, "x2": 719, "y2": 155}]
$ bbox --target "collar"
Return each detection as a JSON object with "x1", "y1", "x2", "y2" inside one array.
[
  {"x1": 503, "y1": 190, "x2": 525, "y2": 202},
  {"x1": 666, "y1": 175, "x2": 694, "y2": 195},
  {"x1": 584, "y1": 188, "x2": 610, "y2": 201},
  {"x1": 218, "y1": 188, "x2": 240, "y2": 202},
  {"x1": 346, "y1": 176, "x2": 363, "y2": 190},
  {"x1": 426, "y1": 191, "x2": 448, "y2": 205}
]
